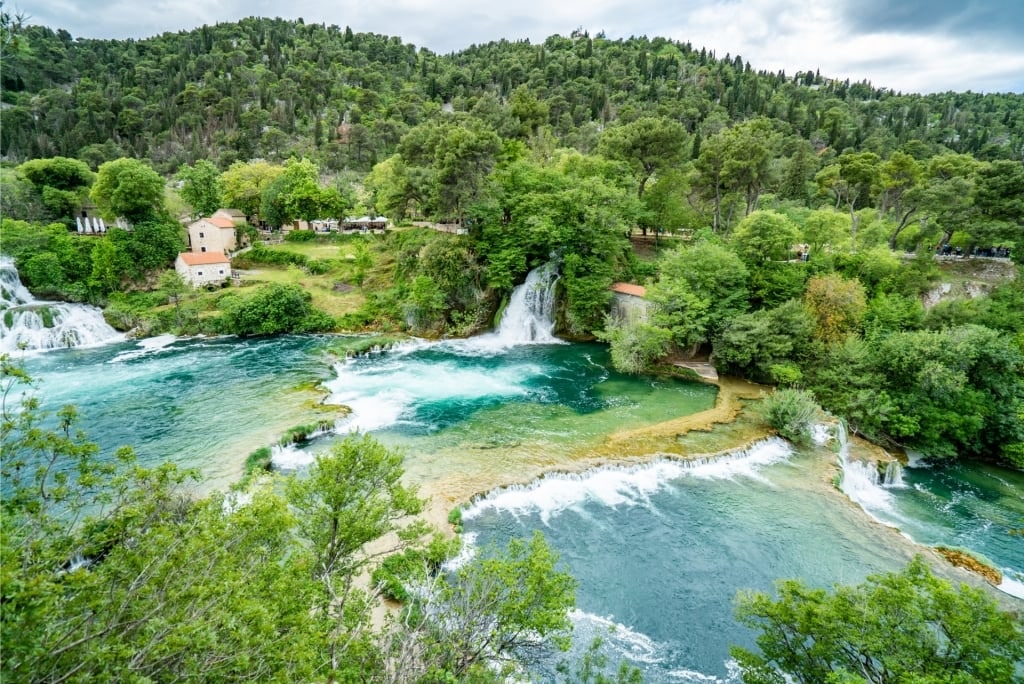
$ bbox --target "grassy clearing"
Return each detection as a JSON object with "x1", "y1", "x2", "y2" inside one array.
[
  {"x1": 236, "y1": 231, "x2": 410, "y2": 329},
  {"x1": 268, "y1": 241, "x2": 354, "y2": 260},
  {"x1": 234, "y1": 264, "x2": 367, "y2": 319}
]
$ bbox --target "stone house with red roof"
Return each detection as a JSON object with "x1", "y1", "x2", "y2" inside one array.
[
  {"x1": 188, "y1": 216, "x2": 238, "y2": 254},
  {"x1": 610, "y1": 282, "x2": 650, "y2": 322},
  {"x1": 175, "y1": 251, "x2": 231, "y2": 288}
]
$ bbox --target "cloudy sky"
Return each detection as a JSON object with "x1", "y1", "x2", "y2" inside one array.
[{"x1": 19, "y1": 0, "x2": 1024, "y2": 94}]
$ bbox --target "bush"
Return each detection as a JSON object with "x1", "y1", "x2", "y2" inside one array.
[
  {"x1": 763, "y1": 388, "x2": 819, "y2": 445},
  {"x1": 306, "y1": 259, "x2": 333, "y2": 275},
  {"x1": 234, "y1": 244, "x2": 309, "y2": 269},
  {"x1": 599, "y1": 317, "x2": 673, "y2": 375},
  {"x1": 447, "y1": 507, "x2": 463, "y2": 533},
  {"x1": 218, "y1": 283, "x2": 335, "y2": 336},
  {"x1": 284, "y1": 229, "x2": 317, "y2": 242}
]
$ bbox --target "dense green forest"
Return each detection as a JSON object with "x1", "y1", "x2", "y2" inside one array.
[{"x1": 3, "y1": 17, "x2": 1024, "y2": 171}]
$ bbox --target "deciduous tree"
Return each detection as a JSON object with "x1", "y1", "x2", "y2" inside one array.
[
  {"x1": 732, "y1": 557, "x2": 1024, "y2": 684},
  {"x1": 803, "y1": 274, "x2": 867, "y2": 343},
  {"x1": 731, "y1": 210, "x2": 800, "y2": 265},
  {"x1": 176, "y1": 159, "x2": 224, "y2": 218},
  {"x1": 90, "y1": 157, "x2": 166, "y2": 223}
]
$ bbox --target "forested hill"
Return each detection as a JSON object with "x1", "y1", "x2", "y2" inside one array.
[{"x1": 2, "y1": 17, "x2": 1023, "y2": 171}]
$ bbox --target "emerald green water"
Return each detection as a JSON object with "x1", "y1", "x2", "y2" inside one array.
[
  {"x1": 282, "y1": 340, "x2": 719, "y2": 496},
  {"x1": 463, "y1": 445, "x2": 922, "y2": 682},
  {"x1": 14, "y1": 335, "x2": 338, "y2": 490}
]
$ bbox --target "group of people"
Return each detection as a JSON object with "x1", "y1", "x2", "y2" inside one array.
[{"x1": 935, "y1": 244, "x2": 1011, "y2": 259}]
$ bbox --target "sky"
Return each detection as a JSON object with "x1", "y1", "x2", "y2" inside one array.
[{"x1": 17, "y1": 0, "x2": 1024, "y2": 94}]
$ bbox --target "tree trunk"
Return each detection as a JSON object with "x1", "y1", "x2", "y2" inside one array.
[
  {"x1": 887, "y1": 206, "x2": 917, "y2": 250},
  {"x1": 712, "y1": 184, "x2": 722, "y2": 233}
]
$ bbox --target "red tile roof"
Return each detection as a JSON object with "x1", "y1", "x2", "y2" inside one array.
[
  {"x1": 179, "y1": 251, "x2": 230, "y2": 266},
  {"x1": 610, "y1": 282, "x2": 646, "y2": 297},
  {"x1": 208, "y1": 216, "x2": 236, "y2": 229}
]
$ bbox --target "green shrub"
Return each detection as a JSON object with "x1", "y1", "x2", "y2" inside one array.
[
  {"x1": 218, "y1": 283, "x2": 334, "y2": 336},
  {"x1": 234, "y1": 244, "x2": 309, "y2": 269},
  {"x1": 598, "y1": 318, "x2": 673, "y2": 375},
  {"x1": 768, "y1": 362, "x2": 803, "y2": 386},
  {"x1": 447, "y1": 507, "x2": 463, "y2": 533},
  {"x1": 763, "y1": 388, "x2": 819, "y2": 445},
  {"x1": 371, "y1": 535, "x2": 461, "y2": 602},
  {"x1": 306, "y1": 259, "x2": 333, "y2": 275},
  {"x1": 284, "y1": 229, "x2": 317, "y2": 242}
]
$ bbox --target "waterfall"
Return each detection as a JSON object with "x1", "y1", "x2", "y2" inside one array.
[
  {"x1": 883, "y1": 461, "x2": 905, "y2": 487},
  {"x1": 832, "y1": 421, "x2": 902, "y2": 515},
  {"x1": 493, "y1": 262, "x2": 560, "y2": 344},
  {"x1": 0, "y1": 256, "x2": 123, "y2": 353},
  {"x1": 462, "y1": 437, "x2": 793, "y2": 524}
]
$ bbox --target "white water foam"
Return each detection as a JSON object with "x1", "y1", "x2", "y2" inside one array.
[
  {"x1": 270, "y1": 442, "x2": 314, "y2": 470},
  {"x1": 1, "y1": 256, "x2": 123, "y2": 352},
  {"x1": 110, "y1": 333, "x2": 179, "y2": 362},
  {"x1": 222, "y1": 490, "x2": 253, "y2": 513},
  {"x1": 833, "y1": 422, "x2": 906, "y2": 520},
  {"x1": 440, "y1": 532, "x2": 478, "y2": 572},
  {"x1": 493, "y1": 261, "x2": 561, "y2": 344},
  {"x1": 322, "y1": 353, "x2": 538, "y2": 434},
  {"x1": 997, "y1": 577, "x2": 1024, "y2": 600},
  {"x1": 667, "y1": 660, "x2": 743, "y2": 683},
  {"x1": 569, "y1": 610, "x2": 664, "y2": 665},
  {"x1": 810, "y1": 422, "x2": 832, "y2": 446},
  {"x1": 336, "y1": 392, "x2": 413, "y2": 433},
  {"x1": 904, "y1": 450, "x2": 933, "y2": 469},
  {"x1": 444, "y1": 261, "x2": 566, "y2": 355},
  {"x1": 463, "y1": 438, "x2": 792, "y2": 524},
  {"x1": 315, "y1": 262, "x2": 566, "y2": 433}
]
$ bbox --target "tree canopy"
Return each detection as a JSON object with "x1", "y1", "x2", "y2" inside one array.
[
  {"x1": 732, "y1": 557, "x2": 1024, "y2": 684},
  {"x1": 90, "y1": 157, "x2": 166, "y2": 223}
]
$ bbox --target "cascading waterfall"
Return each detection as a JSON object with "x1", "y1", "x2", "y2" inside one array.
[
  {"x1": 0, "y1": 256, "x2": 123, "y2": 352},
  {"x1": 833, "y1": 420, "x2": 903, "y2": 515},
  {"x1": 493, "y1": 261, "x2": 560, "y2": 344},
  {"x1": 462, "y1": 437, "x2": 793, "y2": 524},
  {"x1": 883, "y1": 461, "x2": 905, "y2": 487}
]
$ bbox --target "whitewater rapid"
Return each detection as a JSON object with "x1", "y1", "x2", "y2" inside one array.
[{"x1": 1, "y1": 256, "x2": 123, "y2": 352}]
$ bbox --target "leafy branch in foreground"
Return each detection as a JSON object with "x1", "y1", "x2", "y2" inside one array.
[
  {"x1": 375, "y1": 530, "x2": 578, "y2": 682},
  {"x1": 731, "y1": 556, "x2": 1024, "y2": 684}
]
